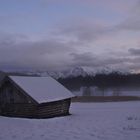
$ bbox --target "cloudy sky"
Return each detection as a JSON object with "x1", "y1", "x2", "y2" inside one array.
[{"x1": 0, "y1": 0, "x2": 140, "y2": 72}]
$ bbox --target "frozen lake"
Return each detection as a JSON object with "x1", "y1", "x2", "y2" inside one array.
[{"x1": 73, "y1": 86, "x2": 140, "y2": 97}]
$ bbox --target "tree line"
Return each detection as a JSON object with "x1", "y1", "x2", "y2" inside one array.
[{"x1": 58, "y1": 72, "x2": 140, "y2": 91}]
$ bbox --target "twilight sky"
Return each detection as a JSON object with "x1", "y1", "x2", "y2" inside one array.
[{"x1": 0, "y1": 0, "x2": 140, "y2": 72}]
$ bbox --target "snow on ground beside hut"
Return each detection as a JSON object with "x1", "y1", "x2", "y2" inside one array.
[{"x1": 0, "y1": 101, "x2": 140, "y2": 140}]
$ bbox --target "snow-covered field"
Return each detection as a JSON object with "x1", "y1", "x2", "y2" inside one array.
[{"x1": 0, "y1": 101, "x2": 140, "y2": 140}]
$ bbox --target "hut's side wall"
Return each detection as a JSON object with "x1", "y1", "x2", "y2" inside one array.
[
  {"x1": 0, "y1": 103, "x2": 37, "y2": 118},
  {"x1": 0, "y1": 98, "x2": 71, "y2": 118},
  {"x1": 37, "y1": 98, "x2": 71, "y2": 118},
  {"x1": 0, "y1": 81, "x2": 34, "y2": 104},
  {"x1": 0, "y1": 80, "x2": 37, "y2": 117}
]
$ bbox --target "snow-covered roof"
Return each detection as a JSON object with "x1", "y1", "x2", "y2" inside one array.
[{"x1": 9, "y1": 76, "x2": 74, "y2": 103}]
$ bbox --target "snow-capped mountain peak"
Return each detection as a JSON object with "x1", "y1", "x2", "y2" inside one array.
[{"x1": 5, "y1": 67, "x2": 130, "y2": 79}]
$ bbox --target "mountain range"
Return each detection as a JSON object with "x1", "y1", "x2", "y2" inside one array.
[{"x1": 5, "y1": 67, "x2": 129, "y2": 79}]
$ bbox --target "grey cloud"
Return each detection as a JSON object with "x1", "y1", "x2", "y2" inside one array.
[
  {"x1": 70, "y1": 52, "x2": 98, "y2": 67},
  {"x1": 54, "y1": 21, "x2": 110, "y2": 43},
  {"x1": 47, "y1": 0, "x2": 140, "y2": 36},
  {"x1": 0, "y1": 14, "x2": 140, "y2": 72},
  {"x1": 128, "y1": 48, "x2": 140, "y2": 56},
  {"x1": 128, "y1": 56, "x2": 140, "y2": 64},
  {"x1": 116, "y1": 1, "x2": 140, "y2": 31},
  {"x1": 0, "y1": 33, "x2": 76, "y2": 71},
  {"x1": 122, "y1": 61, "x2": 140, "y2": 73},
  {"x1": 70, "y1": 51, "x2": 140, "y2": 72},
  {"x1": 0, "y1": 33, "x2": 139, "y2": 72},
  {"x1": 70, "y1": 52, "x2": 131, "y2": 69},
  {"x1": 117, "y1": 17, "x2": 140, "y2": 31}
]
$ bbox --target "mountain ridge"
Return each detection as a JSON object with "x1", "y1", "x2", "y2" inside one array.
[{"x1": 3, "y1": 66, "x2": 130, "y2": 79}]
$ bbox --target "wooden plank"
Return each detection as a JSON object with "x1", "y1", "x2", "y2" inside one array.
[{"x1": 0, "y1": 98, "x2": 71, "y2": 118}]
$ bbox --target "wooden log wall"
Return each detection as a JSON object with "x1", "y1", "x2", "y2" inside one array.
[
  {"x1": 37, "y1": 98, "x2": 71, "y2": 118},
  {"x1": 1, "y1": 103, "x2": 37, "y2": 118},
  {"x1": 0, "y1": 98, "x2": 71, "y2": 119}
]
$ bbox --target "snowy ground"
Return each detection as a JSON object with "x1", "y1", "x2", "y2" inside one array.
[{"x1": 0, "y1": 101, "x2": 140, "y2": 140}]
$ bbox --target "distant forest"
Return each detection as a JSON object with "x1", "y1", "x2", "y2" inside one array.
[
  {"x1": 58, "y1": 72, "x2": 140, "y2": 91},
  {"x1": 1, "y1": 71, "x2": 140, "y2": 91}
]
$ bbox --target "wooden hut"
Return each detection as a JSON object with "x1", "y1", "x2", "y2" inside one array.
[{"x1": 0, "y1": 76, "x2": 74, "y2": 118}]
